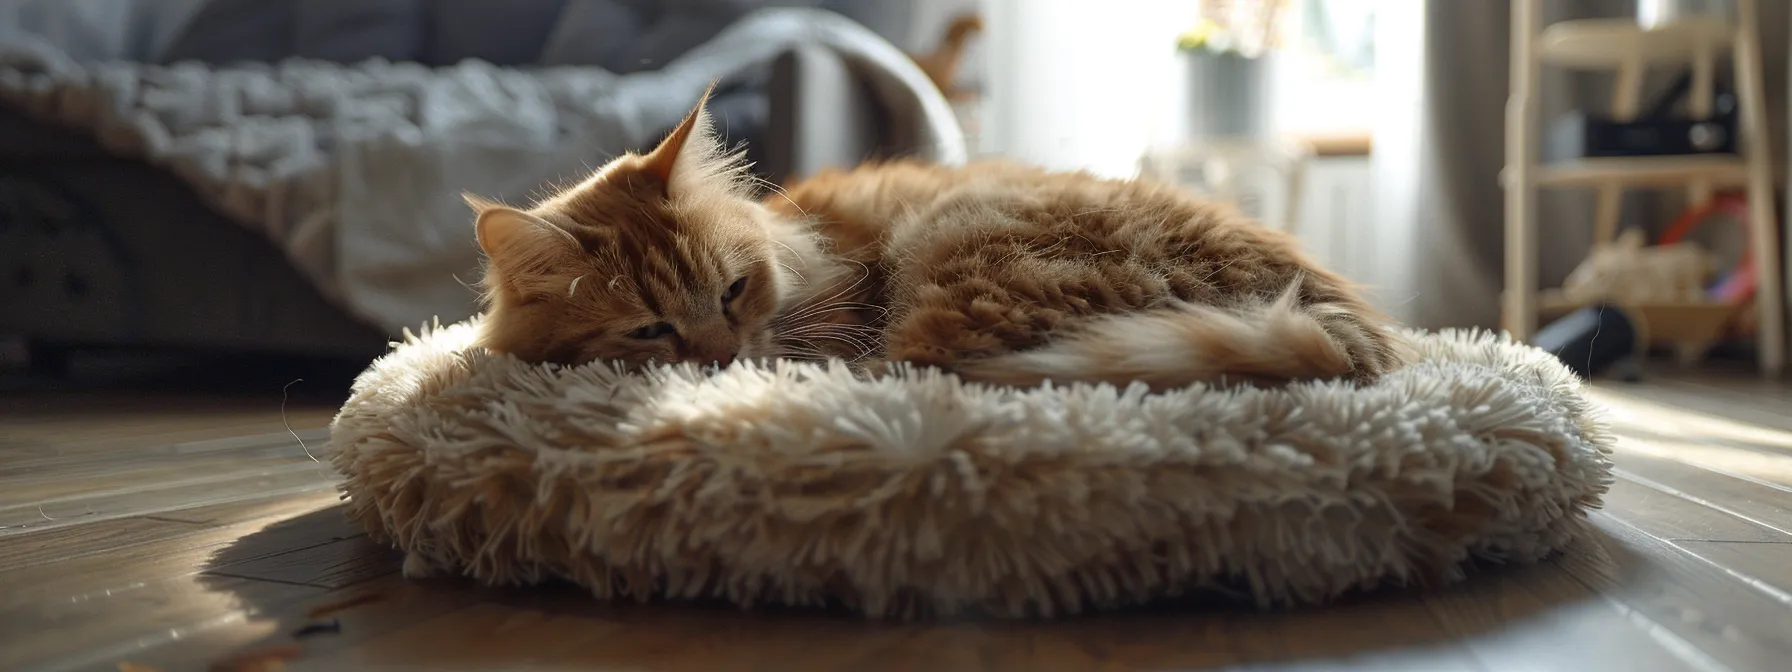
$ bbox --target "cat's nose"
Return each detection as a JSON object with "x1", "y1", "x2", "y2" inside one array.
[
  {"x1": 689, "y1": 347, "x2": 736, "y2": 368},
  {"x1": 686, "y1": 331, "x2": 738, "y2": 368}
]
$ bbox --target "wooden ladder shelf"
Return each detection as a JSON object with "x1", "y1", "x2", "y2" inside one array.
[{"x1": 1501, "y1": 0, "x2": 1785, "y2": 377}]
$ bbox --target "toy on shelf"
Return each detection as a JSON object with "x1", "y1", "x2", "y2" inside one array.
[
  {"x1": 1660, "y1": 191, "x2": 1764, "y2": 334},
  {"x1": 1559, "y1": 228, "x2": 1716, "y2": 306},
  {"x1": 1541, "y1": 193, "x2": 1763, "y2": 373}
]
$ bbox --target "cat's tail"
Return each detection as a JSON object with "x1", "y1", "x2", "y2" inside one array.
[{"x1": 953, "y1": 284, "x2": 1400, "y2": 391}]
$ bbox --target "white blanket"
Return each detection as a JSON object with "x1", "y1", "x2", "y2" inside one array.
[{"x1": 0, "y1": 8, "x2": 966, "y2": 334}]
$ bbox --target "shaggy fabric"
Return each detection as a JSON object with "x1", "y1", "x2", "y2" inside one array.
[{"x1": 330, "y1": 317, "x2": 1613, "y2": 619}]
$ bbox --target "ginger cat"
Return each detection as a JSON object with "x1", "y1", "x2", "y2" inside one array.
[{"x1": 470, "y1": 91, "x2": 1407, "y2": 390}]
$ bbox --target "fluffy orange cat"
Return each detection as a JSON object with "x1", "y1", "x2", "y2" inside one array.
[{"x1": 469, "y1": 92, "x2": 1407, "y2": 390}]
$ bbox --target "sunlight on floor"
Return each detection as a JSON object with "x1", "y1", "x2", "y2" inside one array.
[
  {"x1": 1620, "y1": 436, "x2": 1792, "y2": 489},
  {"x1": 1588, "y1": 389, "x2": 1792, "y2": 453},
  {"x1": 1587, "y1": 389, "x2": 1792, "y2": 491}
]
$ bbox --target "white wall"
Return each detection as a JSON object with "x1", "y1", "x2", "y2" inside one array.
[
  {"x1": 1366, "y1": 1, "x2": 1426, "y2": 321},
  {"x1": 1292, "y1": 156, "x2": 1380, "y2": 285},
  {"x1": 978, "y1": 0, "x2": 1189, "y2": 177},
  {"x1": 1266, "y1": 0, "x2": 1377, "y2": 135}
]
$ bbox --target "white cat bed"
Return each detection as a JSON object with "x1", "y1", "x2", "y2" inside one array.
[{"x1": 330, "y1": 317, "x2": 1613, "y2": 619}]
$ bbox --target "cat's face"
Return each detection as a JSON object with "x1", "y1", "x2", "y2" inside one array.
[{"x1": 470, "y1": 91, "x2": 787, "y2": 369}]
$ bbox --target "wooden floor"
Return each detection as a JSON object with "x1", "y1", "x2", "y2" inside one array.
[{"x1": 3, "y1": 363, "x2": 1791, "y2": 672}]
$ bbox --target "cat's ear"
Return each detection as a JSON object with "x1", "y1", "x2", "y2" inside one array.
[
  {"x1": 465, "y1": 193, "x2": 574, "y2": 264},
  {"x1": 641, "y1": 81, "x2": 730, "y2": 199},
  {"x1": 462, "y1": 192, "x2": 503, "y2": 214}
]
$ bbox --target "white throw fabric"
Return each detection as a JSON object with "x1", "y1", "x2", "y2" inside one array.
[{"x1": 0, "y1": 8, "x2": 966, "y2": 333}]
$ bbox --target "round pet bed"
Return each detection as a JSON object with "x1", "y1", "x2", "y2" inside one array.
[{"x1": 331, "y1": 317, "x2": 1613, "y2": 619}]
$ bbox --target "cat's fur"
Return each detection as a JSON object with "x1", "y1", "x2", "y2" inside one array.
[{"x1": 472, "y1": 91, "x2": 1408, "y2": 390}]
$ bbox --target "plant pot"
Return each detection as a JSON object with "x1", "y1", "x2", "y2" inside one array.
[{"x1": 1179, "y1": 49, "x2": 1272, "y2": 140}]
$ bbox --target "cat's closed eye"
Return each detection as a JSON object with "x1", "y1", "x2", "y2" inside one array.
[
  {"x1": 722, "y1": 276, "x2": 748, "y2": 303},
  {"x1": 627, "y1": 322, "x2": 677, "y2": 340}
]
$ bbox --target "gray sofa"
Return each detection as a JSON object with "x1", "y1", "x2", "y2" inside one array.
[{"x1": 0, "y1": 11, "x2": 929, "y2": 371}]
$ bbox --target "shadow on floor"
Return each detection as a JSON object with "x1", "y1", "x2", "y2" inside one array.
[
  {"x1": 197, "y1": 505, "x2": 1646, "y2": 670},
  {"x1": 0, "y1": 347, "x2": 371, "y2": 415}
]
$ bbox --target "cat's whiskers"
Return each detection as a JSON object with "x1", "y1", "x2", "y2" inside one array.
[
  {"x1": 781, "y1": 293, "x2": 885, "y2": 316},
  {"x1": 778, "y1": 333, "x2": 875, "y2": 358},
  {"x1": 777, "y1": 324, "x2": 882, "y2": 344},
  {"x1": 781, "y1": 260, "x2": 875, "y2": 314},
  {"x1": 775, "y1": 279, "x2": 874, "y2": 325},
  {"x1": 773, "y1": 300, "x2": 887, "y2": 330},
  {"x1": 772, "y1": 341, "x2": 829, "y2": 355},
  {"x1": 765, "y1": 236, "x2": 803, "y2": 261},
  {"x1": 790, "y1": 302, "x2": 887, "y2": 318},
  {"x1": 773, "y1": 261, "x2": 807, "y2": 284},
  {"x1": 778, "y1": 317, "x2": 881, "y2": 334},
  {"x1": 767, "y1": 338, "x2": 836, "y2": 357},
  {"x1": 784, "y1": 333, "x2": 877, "y2": 352},
  {"x1": 775, "y1": 316, "x2": 884, "y2": 339},
  {"x1": 751, "y1": 175, "x2": 808, "y2": 216}
]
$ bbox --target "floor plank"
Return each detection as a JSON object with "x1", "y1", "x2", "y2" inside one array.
[
  {"x1": 1557, "y1": 512, "x2": 1792, "y2": 672},
  {"x1": 1615, "y1": 435, "x2": 1792, "y2": 491},
  {"x1": 1, "y1": 574, "x2": 326, "y2": 672},
  {"x1": 105, "y1": 574, "x2": 487, "y2": 672},
  {"x1": 1423, "y1": 553, "x2": 1714, "y2": 672},
  {"x1": 294, "y1": 602, "x2": 635, "y2": 671},
  {"x1": 208, "y1": 535, "x2": 401, "y2": 589},
  {"x1": 0, "y1": 452, "x2": 324, "y2": 508},
  {"x1": 0, "y1": 464, "x2": 336, "y2": 534},
  {"x1": 1228, "y1": 599, "x2": 1484, "y2": 672},
  {"x1": 1609, "y1": 448, "x2": 1792, "y2": 538},
  {"x1": 0, "y1": 426, "x2": 331, "y2": 477},
  {"x1": 1600, "y1": 475, "x2": 1792, "y2": 543},
  {"x1": 0, "y1": 406, "x2": 334, "y2": 458},
  {"x1": 0, "y1": 516, "x2": 205, "y2": 570},
  {"x1": 1670, "y1": 540, "x2": 1792, "y2": 601},
  {"x1": 1630, "y1": 376, "x2": 1792, "y2": 434},
  {"x1": 0, "y1": 491, "x2": 350, "y2": 610},
  {"x1": 1592, "y1": 386, "x2": 1792, "y2": 457}
]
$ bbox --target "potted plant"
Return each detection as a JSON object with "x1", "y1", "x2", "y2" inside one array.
[{"x1": 1175, "y1": 0, "x2": 1288, "y2": 140}]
